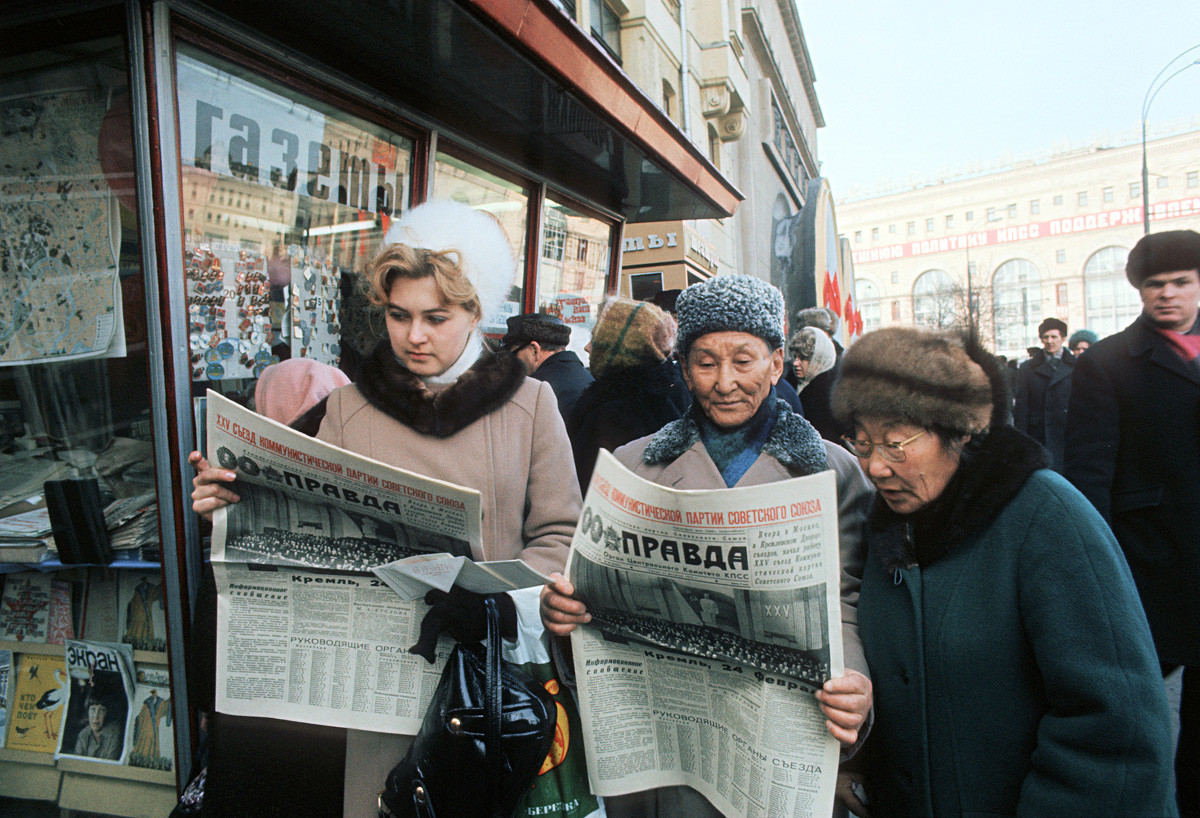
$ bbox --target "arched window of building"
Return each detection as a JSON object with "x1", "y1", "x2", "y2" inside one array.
[
  {"x1": 855, "y1": 277, "x2": 882, "y2": 331},
  {"x1": 991, "y1": 259, "x2": 1042, "y2": 358},
  {"x1": 1084, "y1": 246, "x2": 1137, "y2": 338},
  {"x1": 912, "y1": 269, "x2": 961, "y2": 329}
]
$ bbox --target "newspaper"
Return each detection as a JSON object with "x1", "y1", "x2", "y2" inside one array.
[
  {"x1": 567, "y1": 451, "x2": 842, "y2": 818},
  {"x1": 207, "y1": 391, "x2": 492, "y2": 735}
]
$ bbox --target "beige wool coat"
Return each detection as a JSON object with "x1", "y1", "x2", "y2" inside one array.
[{"x1": 316, "y1": 343, "x2": 580, "y2": 816}]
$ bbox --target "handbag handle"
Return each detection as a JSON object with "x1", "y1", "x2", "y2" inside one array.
[{"x1": 484, "y1": 595, "x2": 503, "y2": 818}]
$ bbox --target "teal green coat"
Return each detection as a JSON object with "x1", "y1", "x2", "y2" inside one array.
[{"x1": 860, "y1": 446, "x2": 1175, "y2": 817}]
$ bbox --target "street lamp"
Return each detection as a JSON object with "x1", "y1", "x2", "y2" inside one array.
[{"x1": 1141, "y1": 45, "x2": 1200, "y2": 233}]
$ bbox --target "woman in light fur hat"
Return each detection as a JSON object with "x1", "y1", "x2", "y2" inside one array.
[
  {"x1": 543, "y1": 273, "x2": 876, "y2": 818},
  {"x1": 189, "y1": 200, "x2": 581, "y2": 816},
  {"x1": 831, "y1": 326, "x2": 1175, "y2": 818},
  {"x1": 788, "y1": 325, "x2": 837, "y2": 393}
]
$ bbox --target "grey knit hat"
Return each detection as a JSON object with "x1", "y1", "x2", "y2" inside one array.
[
  {"x1": 832, "y1": 327, "x2": 994, "y2": 437},
  {"x1": 675, "y1": 274, "x2": 785, "y2": 355}
]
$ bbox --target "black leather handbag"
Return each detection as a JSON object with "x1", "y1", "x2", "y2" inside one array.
[{"x1": 378, "y1": 597, "x2": 556, "y2": 818}]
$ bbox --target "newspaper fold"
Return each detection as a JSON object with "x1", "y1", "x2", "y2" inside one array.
[
  {"x1": 372, "y1": 553, "x2": 550, "y2": 600},
  {"x1": 567, "y1": 450, "x2": 842, "y2": 818}
]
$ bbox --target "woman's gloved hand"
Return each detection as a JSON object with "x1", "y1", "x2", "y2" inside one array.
[{"x1": 408, "y1": 587, "x2": 518, "y2": 663}]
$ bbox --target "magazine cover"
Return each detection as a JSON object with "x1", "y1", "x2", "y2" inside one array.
[
  {"x1": 128, "y1": 664, "x2": 173, "y2": 770},
  {"x1": 0, "y1": 572, "x2": 52, "y2": 642},
  {"x1": 46, "y1": 578, "x2": 75, "y2": 645},
  {"x1": 56, "y1": 639, "x2": 135, "y2": 764},
  {"x1": 118, "y1": 570, "x2": 166, "y2": 652},
  {"x1": 0, "y1": 649, "x2": 11, "y2": 749},
  {"x1": 5, "y1": 652, "x2": 68, "y2": 753}
]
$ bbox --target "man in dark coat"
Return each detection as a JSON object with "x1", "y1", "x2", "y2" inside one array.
[
  {"x1": 1013, "y1": 317, "x2": 1074, "y2": 471},
  {"x1": 1065, "y1": 228, "x2": 1200, "y2": 818},
  {"x1": 501, "y1": 312, "x2": 593, "y2": 420}
]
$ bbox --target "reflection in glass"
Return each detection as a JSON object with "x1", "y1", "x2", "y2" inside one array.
[
  {"x1": 176, "y1": 45, "x2": 413, "y2": 394},
  {"x1": 535, "y1": 197, "x2": 615, "y2": 358},
  {"x1": 431, "y1": 152, "x2": 528, "y2": 335}
]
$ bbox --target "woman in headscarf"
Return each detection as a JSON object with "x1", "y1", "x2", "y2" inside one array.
[
  {"x1": 788, "y1": 325, "x2": 837, "y2": 395},
  {"x1": 542, "y1": 274, "x2": 874, "y2": 818},
  {"x1": 567, "y1": 295, "x2": 688, "y2": 487},
  {"x1": 190, "y1": 200, "x2": 579, "y2": 816},
  {"x1": 830, "y1": 327, "x2": 1175, "y2": 817}
]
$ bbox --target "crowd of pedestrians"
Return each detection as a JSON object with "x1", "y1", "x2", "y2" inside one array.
[{"x1": 191, "y1": 206, "x2": 1199, "y2": 818}]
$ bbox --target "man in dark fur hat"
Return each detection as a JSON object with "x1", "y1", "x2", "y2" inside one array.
[
  {"x1": 1066, "y1": 228, "x2": 1200, "y2": 818},
  {"x1": 1013, "y1": 316, "x2": 1074, "y2": 471},
  {"x1": 501, "y1": 312, "x2": 593, "y2": 420}
]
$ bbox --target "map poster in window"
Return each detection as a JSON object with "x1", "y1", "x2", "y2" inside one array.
[
  {"x1": 0, "y1": 86, "x2": 127, "y2": 365},
  {"x1": 5, "y1": 652, "x2": 68, "y2": 753},
  {"x1": 128, "y1": 664, "x2": 173, "y2": 771},
  {"x1": 117, "y1": 570, "x2": 167, "y2": 653}
]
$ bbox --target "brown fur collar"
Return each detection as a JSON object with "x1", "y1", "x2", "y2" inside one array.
[{"x1": 356, "y1": 340, "x2": 526, "y2": 438}]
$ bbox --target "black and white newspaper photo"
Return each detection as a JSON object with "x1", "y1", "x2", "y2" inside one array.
[
  {"x1": 206, "y1": 391, "x2": 485, "y2": 735},
  {"x1": 568, "y1": 450, "x2": 842, "y2": 818}
]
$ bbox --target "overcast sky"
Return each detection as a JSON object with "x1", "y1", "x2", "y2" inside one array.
[{"x1": 800, "y1": 1, "x2": 1200, "y2": 201}]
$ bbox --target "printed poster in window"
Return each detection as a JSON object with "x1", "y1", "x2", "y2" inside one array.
[
  {"x1": 0, "y1": 572, "x2": 52, "y2": 642},
  {"x1": 57, "y1": 640, "x2": 135, "y2": 764},
  {"x1": 118, "y1": 570, "x2": 166, "y2": 652},
  {"x1": 0, "y1": 87, "x2": 126, "y2": 365},
  {"x1": 129, "y1": 664, "x2": 173, "y2": 771},
  {"x1": 5, "y1": 652, "x2": 68, "y2": 753}
]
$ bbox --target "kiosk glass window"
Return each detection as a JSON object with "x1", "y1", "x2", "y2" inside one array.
[
  {"x1": 534, "y1": 196, "x2": 615, "y2": 352},
  {"x1": 0, "y1": 24, "x2": 165, "y2": 561},
  {"x1": 431, "y1": 152, "x2": 529, "y2": 336},
  {"x1": 175, "y1": 44, "x2": 414, "y2": 398},
  {"x1": 0, "y1": 14, "x2": 179, "y2": 788}
]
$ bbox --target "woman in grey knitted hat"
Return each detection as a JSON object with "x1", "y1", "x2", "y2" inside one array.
[
  {"x1": 543, "y1": 274, "x2": 875, "y2": 818},
  {"x1": 830, "y1": 326, "x2": 1174, "y2": 818}
]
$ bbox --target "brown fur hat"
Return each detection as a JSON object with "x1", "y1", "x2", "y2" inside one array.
[
  {"x1": 832, "y1": 327, "x2": 995, "y2": 436},
  {"x1": 1126, "y1": 230, "x2": 1200, "y2": 287}
]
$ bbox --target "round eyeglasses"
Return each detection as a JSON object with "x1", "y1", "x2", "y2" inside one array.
[{"x1": 841, "y1": 429, "x2": 927, "y2": 463}]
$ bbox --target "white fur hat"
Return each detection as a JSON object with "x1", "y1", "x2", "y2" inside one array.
[{"x1": 382, "y1": 200, "x2": 515, "y2": 320}]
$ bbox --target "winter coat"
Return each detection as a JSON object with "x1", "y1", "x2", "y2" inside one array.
[
  {"x1": 1065, "y1": 313, "x2": 1200, "y2": 665},
  {"x1": 603, "y1": 399, "x2": 874, "y2": 818},
  {"x1": 859, "y1": 424, "x2": 1175, "y2": 818},
  {"x1": 529, "y1": 348, "x2": 594, "y2": 422},
  {"x1": 567, "y1": 359, "x2": 688, "y2": 487},
  {"x1": 1013, "y1": 347, "x2": 1074, "y2": 471},
  {"x1": 320, "y1": 341, "x2": 578, "y2": 575},
  {"x1": 206, "y1": 341, "x2": 579, "y2": 818}
]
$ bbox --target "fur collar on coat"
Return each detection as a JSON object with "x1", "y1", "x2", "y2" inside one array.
[
  {"x1": 641, "y1": 398, "x2": 829, "y2": 475},
  {"x1": 356, "y1": 340, "x2": 526, "y2": 438},
  {"x1": 870, "y1": 423, "x2": 1049, "y2": 572}
]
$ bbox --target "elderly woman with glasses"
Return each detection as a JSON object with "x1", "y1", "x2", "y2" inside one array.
[
  {"x1": 831, "y1": 327, "x2": 1175, "y2": 818},
  {"x1": 543, "y1": 274, "x2": 875, "y2": 818}
]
